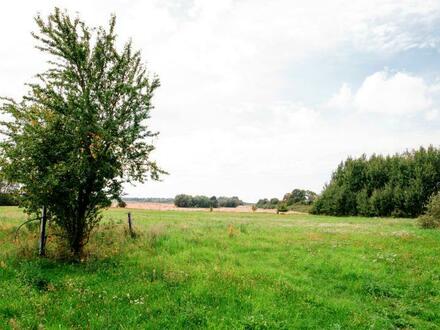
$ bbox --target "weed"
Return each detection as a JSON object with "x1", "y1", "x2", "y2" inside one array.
[
  {"x1": 146, "y1": 223, "x2": 167, "y2": 248},
  {"x1": 227, "y1": 224, "x2": 235, "y2": 237}
]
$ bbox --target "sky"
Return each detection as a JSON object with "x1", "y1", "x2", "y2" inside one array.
[{"x1": 1, "y1": 0, "x2": 440, "y2": 202}]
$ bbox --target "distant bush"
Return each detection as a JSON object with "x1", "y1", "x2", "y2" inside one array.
[
  {"x1": 418, "y1": 192, "x2": 440, "y2": 229},
  {"x1": 0, "y1": 181, "x2": 19, "y2": 206},
  {"x1": 287, "y1": 203, "x2": 313, "y2": 213},
  {"x1": 117, "y1": 200, "x2": 127, "y2": 208},
  {"x1": 174, "y1": 194, "x2": 193, "y2": 207},
  {"x1": 256, "y1": 198, "x2": 278, "y2": 209},
  {"x1": 312, "y1": 146, "x2": 440, "y2": 218},
  {"x1": 277, "y1": 203, "x2": 288, "y2": 213},
  {"x1": 0, "y1": 193, "x2": 19, "y2": 206},
  {"x1": 256, "y1": 189, "x2": 317, "y2": 212},
  {"x1": 174, "y1": 194, "x2": 243, "y2": 208},
  {"x1": 283, "y1": 189, "x2": 317, "y2": 205},
  {"x1": 193, "y1": 195, "x2": 212, "y2": 208},
  {"x1": 218, "y1": 196, "x2": 243, "y2": 208}
]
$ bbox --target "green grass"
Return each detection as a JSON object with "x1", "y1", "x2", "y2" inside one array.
[{"x1": 1, "y1": 206, "x2": 440, "y2": 329}]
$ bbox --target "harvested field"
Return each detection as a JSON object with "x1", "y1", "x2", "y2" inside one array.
[{"x1": 117, "y1": 202, "x2": 286, "y2": 213}]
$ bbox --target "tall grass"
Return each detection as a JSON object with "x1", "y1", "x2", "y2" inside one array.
[{"x1": 0, "y1": 206, "x2": 439, "y2": 328}]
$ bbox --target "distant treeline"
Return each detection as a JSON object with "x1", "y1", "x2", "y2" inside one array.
[
  {"x1": 256, "y1": 189, "x2": 317, "y2": 209},
  {"x1": 174, "y1": 194, "x2": 244, "y2": 208},
  {"x1": 124, "y1": 197, "x2": 174, "y2": 204},
  {"x1": 312, "y1": 146, "x2": 440, "y2": 217}
]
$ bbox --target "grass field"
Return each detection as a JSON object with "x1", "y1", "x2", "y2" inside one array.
[{"x1": 1, "y1": 206, "x2": 439, "y2": 329}]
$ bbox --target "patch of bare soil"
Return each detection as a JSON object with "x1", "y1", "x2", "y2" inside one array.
[{"x1": 113, "y1": 202, "x2": 304, "y2": 214}]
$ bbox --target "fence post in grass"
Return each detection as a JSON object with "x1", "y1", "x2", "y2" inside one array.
[
  {"x1": 128, "y1": 212, "x2": 135, "y2": 238},
  {"x1": 38, "y1": 206, "x2": 47, "y2": 256}
]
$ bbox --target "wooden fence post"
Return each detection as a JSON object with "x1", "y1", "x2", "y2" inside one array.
[
  {"x1": 128, "y1": 212, "x2": 135, "y2": 237},
  {"x1": 38, "y1": 206, "x2": 47, "y2": 256}
]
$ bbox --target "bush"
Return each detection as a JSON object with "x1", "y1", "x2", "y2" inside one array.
[
  {"x1": 287, "y1": 203, "x2": 313, "y2": 213},
  {"x1": 0, "y1": 181, "x2": 19, "y2": 206},
  {"x1": 256, "y1": 198, "x2": 277, "y2": 209},
  {"x1": 0, "y1": 193, "x2": 19, "y2": 206},
  {"x1": 283, "y1": 189, "x2": 317, "y2": 205},
  {"x1": 257, "y1": 189, "x2": 317, "y2": 211},
  {"x1": 117, "y1": 200, "x2": 127, "y2": 208},
  {"x1": 277, "y1": 203, "x2": 288, "y2": 213},
  {"x1": 418, "y1": 192, "x2": 440, "y2": 229},
  {"x1": 217, "y1": 196, "x2": 243, "y2": 208},
  {"x1": 174, "y1": 194, "x2": 193, "y2": 207}
]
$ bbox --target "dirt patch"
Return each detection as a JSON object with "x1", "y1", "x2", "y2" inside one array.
[{"x1": 113, "y1": 202, "x2": 306, "y2": 214}]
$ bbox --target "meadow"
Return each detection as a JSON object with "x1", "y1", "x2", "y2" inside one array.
[{"x1": 0, "y1": 206, "x2": 439, "y2": 329}]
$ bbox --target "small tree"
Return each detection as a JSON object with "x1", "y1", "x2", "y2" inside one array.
[
  {"x1": 418, "y1": 192, "x2": 440, "y2": 229},
  {"x1": 0, "y1": 9, "x2": 164, "y2": 257}
]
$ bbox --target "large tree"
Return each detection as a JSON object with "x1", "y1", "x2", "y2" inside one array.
[{"x1": 0, "y1": 8, "x2": 164, "y2": 256}]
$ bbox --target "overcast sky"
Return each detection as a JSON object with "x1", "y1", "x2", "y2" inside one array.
[{"x1": 1, "y1": 1, "x2": 440, "y2": 202}]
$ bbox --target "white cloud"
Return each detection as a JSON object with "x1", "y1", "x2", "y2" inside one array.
[
  {"x1": 1, "y1": 1, "x2": 440, "y2": 201},
  {"x1": 354, "y1": 71, "x2": 432, "y2": 114},
  {"x1": 327, "y1": 83, "x2": 353, "y2": 109},
  {"x1": 328, "y1": 70, "x2": 440, "y2": 118}
]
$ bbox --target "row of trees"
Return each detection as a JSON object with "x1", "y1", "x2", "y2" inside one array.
[
  {"x1": 124, "y1": 197, "x2": 174, "y2": 204},
  {"x1": 174, "y1": 194, "x2": 243, "y2": 208},
  {"x1": 256, "y1": 189, "x2": 317, "y2": 209},
  {"x1": 311, "y1": 146, "x2": 440, "y2": 217}
]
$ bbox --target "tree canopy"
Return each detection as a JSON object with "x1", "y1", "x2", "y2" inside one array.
[
  {"x1": 256, "y1": 189, "x2": 317, "y2": 209},
  {"x1": 174, "y1": 194, "x2": 243, "y2": 208},
  {"x1": 0, "y1": 8, "x2": 164, "y2": 256},
  {"x1": 311, "y1": 146, "x2": 440, "y2": 217}
]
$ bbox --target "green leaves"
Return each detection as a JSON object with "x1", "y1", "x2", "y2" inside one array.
[
  {"x1": 0, "y1": 8, "x2": 164, "y2": 256},
  {"x1": 312, "y1": 146, "x2": 440, "y2": 217}
]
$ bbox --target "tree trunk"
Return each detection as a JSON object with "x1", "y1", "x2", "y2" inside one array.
[
  {"x1": 70, "y1": 238, "x2": 83, "y2": 260},
  {"x1": 68, "y1": 220, "x2": 85, "y2": 259}
]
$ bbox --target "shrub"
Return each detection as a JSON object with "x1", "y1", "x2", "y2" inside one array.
[
  {"x1": 256, "y1": 198, "x2": 278, "y2": 209},
  {"x1": 0, "y1": 193, "x2": 19, "y2": 206},
  {"x1": 218, "y1": 196, "x2": 243, "y2": 208},
  {"x1": 418, "y1": 192, "x2": 440, "y2": 229},
  {"x1": 174, "y1": 194, "x2": 193, "y2": 207},
  {"x1": 192, "y1": 196, "x2": 212, "y2": 208},
  {"x1": 277, "y1": 203, "x2": 288, "y2": 213},
  {"x1": 117, "y1": 200, "x2": 127, "y2": 208},
  {"x1": 257, "y1": 189, "x2": 318, "y2": 211},
  {"x1": 0, "y1": 181, "x2": 19, "y2": 206},
  {"x1": 283, "y1": 189, "x2": 317, "y2": 205}
]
